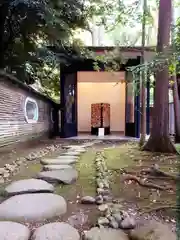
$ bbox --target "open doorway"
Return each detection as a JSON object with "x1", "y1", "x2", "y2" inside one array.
[{"x1": 77, "y1": 71, "x2": 125, "y2": 137}]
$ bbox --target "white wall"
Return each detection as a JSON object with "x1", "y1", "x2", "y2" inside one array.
[{"x1": 77, "y1": 80, "x2": 125, "y2": 133}]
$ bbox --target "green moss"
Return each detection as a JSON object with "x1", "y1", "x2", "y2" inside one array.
[
  {"x1": 55, "y1": 149, "x2": 96, "y2": 198},
  {"x1": 5, "y1": 148, "x2": 96, "y2": 201},
  {"x1": 104, "y1": 144, "x2": 135, "y2": 170},
  {"x1": 11, "y1": 163, "x2": 42, "y2": 181},
  {"x1": 175, "y1": 144, "x2": 180, "y2": 153}
]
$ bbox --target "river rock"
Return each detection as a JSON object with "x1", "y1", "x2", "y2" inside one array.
[
  {"x1": 81, "y1": 196, "x2": 96, "y2": 204},
  {"x1": 5, "y1": 179, "x2": 54, "y2": 196},
  {"x1": 0, "y1": 168, "x2": 6, "y2": 175},
  {"x1": 129, "y1": 220, "x2": 176, "y2": 240},
  {"x1": 112, "y1": 213, "x2": 123, "y2": 224},
  {"x1": 43, "y1": 165, "x2": 73, "y2": 171},
  {"x1": 83, "y1": 227, "x2": 129, "y2": 240},
  {"x1": 32, "y1": 222, "x2": 80, "y2": 240},
  {"x1": 37, "y1": 169, "x2": 78, "y2": 184},
  {"x1": 98, "y1": 204, "x2": 109, "y2": 212},
  {"x1": 0, "y1": 193, "x2": 67, "y2": 222},
  {"x1": 109, "y1": 219, "x2": 119, "y2": 229},
  {"x1": 96, "y1": 195, "x2": 103, "y2": 205},
  {"x1": 0, "y1": 221, "x2": 30, "y2": 240},
  {"x1": 119, "y1": 216, "x2": 135, "y2": 229},
  {"x1": 98, "y1": 217, "x2": 109, "y2": 226}
]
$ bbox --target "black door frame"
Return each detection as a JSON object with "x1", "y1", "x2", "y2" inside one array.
[
  {"x1": 60, "y1": 57, "x2": 144, "y2": 138},
  {"x1": 60, "y1": 69, "x2": 77, "y2": 138}
]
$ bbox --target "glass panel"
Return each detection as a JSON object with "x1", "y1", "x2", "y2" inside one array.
[
  {"x1": 65, "y1": 84, "x2": 75, "y2": 123},
  {"x1": 26, "y1": 101, "x2": 38, "y2": 121},
  {"x1": 126, "y1": 82, "x2": 134, "y2": 123}
]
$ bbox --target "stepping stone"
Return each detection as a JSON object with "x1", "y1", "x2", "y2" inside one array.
[
  {"x1": 63, "y1": 145, "x2": 85, "y2": 149},
  {"x1": 62, "y1": 152, "x2": 80, "y2": 156},
  {"x1": 5, "y1": 178, "x2": 54, "y2": 196},
  {"x1": 43, "y1": 165, "x2": 73, "y2": 171},
  {"x1": 0, "y1": 221, "x2": 30, "y2": 240},
  {"x1": 32, "y1": 222, "x2": 80, "y2": 240},
  {"x1": 57, "y1": 156, "x2": 79, "y2": 160},
  {"x1": 73, "y1": 149, "x2": 86, "y2": 153},
  {"x1": 41, "y1": 158, "x2": 77, "y2": 165},
  {"x1": 37, "y1": 169, "x2": 78, "y2": 184},
  {"x1": 0, "y1": 193, "x2": 67, "y2": 222},
  {"x1": 84, "y1": 227, "x2": 129, "y2": 240}
]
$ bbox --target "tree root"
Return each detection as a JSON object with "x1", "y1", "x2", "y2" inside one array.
[
  {"x1": 142, "y1": 135, "x2": 178, "y2": 153},
  {"x1": 141, "y1": 165, "x2": 180, "y2": 181},
  {"x1": 139, "y1": 205, "x2": 178, "y2": 215},
  {"x1": 122, "y1": 174, "x2": 173, "y2": 191}
]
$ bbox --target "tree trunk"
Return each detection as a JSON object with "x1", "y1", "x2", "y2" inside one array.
[
  {"x1": 171, "y1": 5, "x2": 180, "y2": 143},
  {"x1": 172, "y1": 75, "x2": 180, "y2": 142},
  {"x1": 143, "y1": 0, "x2": 176, "y2": 153},
  {"x1": 139, "y1": 0, "x2": 147, "y2": 147}
]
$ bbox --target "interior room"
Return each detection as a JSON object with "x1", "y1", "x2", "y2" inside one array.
[{"x1": 77, "y1": 71, "x2": 126, "y2": 136}]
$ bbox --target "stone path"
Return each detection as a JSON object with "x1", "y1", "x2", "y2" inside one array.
[
  {"x1": 5, "y1": 178, "x2": 54, "y2": 196},
  {"x1": 0, "y1": 141, "x2": 98, "y2": 239},
  {"x1": 37, "y1": 169, "x2": 78, "y2": 184},
  {"x1": 0, "y1": 140, "x2": 176, "y2": 240}
]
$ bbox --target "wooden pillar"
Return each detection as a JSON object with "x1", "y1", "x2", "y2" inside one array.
[
  {"x1": 146, "y1": 77, "x2": 150, "y2": 135},
  {"x1": 125, "y1": 71, "x2": 135, "y2": 136},
  {"x1": 135, "y1": 84, "x2": 140, "y2": 138}
]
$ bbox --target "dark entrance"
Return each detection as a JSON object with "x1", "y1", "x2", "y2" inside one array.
[
  {"x1": 60, "y1": 72, "x2": 77, "y2": 138},
  {"x1": 57, "y1": 48, "x2": 149, "y2": 139}
]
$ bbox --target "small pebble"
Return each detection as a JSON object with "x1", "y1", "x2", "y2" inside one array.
[
  {"x1": 98, "y1": 217, "x2": 109, "y2": 226},
  {"x1": 109, "y1": 219, "x2": 119, "y2": 229},
  {"x1": 112, "y1": 213, "x2": 123, "y2": 224},
  {"x1": 81, "y1": 196, "x2": 96, "y2": 204},
  {"x1": 96, "y1": 195, "x2": 104, "y2": 205},
  {"x1": 119, "y1": 216, "x2": 136, "y2": 229},
  {"x1": 98, "y1": 204, "x2": 109, "y2": 212}
]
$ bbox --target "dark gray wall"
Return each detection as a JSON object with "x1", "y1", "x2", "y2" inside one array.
[{"x1": 0, "y1": 79, "x2": 56, "y2": 147}]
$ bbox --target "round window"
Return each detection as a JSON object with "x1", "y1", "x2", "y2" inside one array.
[{"x1": 24, "y1": 97, "x2": 39, "y2": 123}]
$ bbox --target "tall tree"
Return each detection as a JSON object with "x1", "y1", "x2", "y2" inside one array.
[
  {"x1": 143, "y1": 0, "x2": 176, "y2": 153},
  {"x1": 172, "y1": 14, "x2": 180, "y2": 142},
  {"x1": 139, "y1": 0, "x2": 147, "y2": 147}
]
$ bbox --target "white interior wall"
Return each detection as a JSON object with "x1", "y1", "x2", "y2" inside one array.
[{"x1": 77, "y1": 71, "x2": 125, "y2": 133}]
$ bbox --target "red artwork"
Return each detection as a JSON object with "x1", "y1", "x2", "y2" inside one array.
[{"x1": 91, "y1": 103, "x2": 110, "y2": 128}]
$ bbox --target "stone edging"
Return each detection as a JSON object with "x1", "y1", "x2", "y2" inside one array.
[
  {"x1": 0, "y1": 143, "x2": 62, "y2": 184},
  {"x1": 95, "y1": 149, "x2": 136, "y2": 230},
  {"x1": 95, "y1": 151, "x2": 111, "y2": 204}
]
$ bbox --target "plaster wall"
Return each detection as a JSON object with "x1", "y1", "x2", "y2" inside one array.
[{"x1": 77, "y1": 72, "x2": 125, "y2": 133}]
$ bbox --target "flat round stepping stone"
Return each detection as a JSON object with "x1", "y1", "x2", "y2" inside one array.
[
  {"x1": 64, "y1": 145, "x2": 85, "y2": 149},
  {"x1": 5, "y1": 178, "x2": 54, "y2": 196},
  {"x1": 43, "y1": 165, "x2": 73, "y2": 171},
  {"x1": 0, "y1": 221, "x2": 30, "y2": 240},
  {"x1": 41, "y1": 158, "x2": 77, "y2": 165},
  {"x1": 57, "y1": 156, "x2": 79, "y2": 160},
  {"x1": 68, "y1": 148, "x2": 86, "y2": 152},
  {"x1": 84, "y1": 227, "x2": 129, "y2": 240},
  {"x1": 37, "y1": 169, "x2": 78, "y2": 184},
  {"x1": 32, "y1": 222, "x2": 80, "y2": 240},
  {"x1": 0, "y1": 193, "x2": 67, "y2": 222},
  {"x1": 62, "y1": 152, "x2": 80, "y2": 156}
]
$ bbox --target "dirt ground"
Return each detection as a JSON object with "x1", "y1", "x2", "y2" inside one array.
[
  {"x1": 104, "y1": 142, "x2": 178, "y2": 226},
  {"x1": 0, "y1": 140, "x2": 178, "y2": 232}
]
